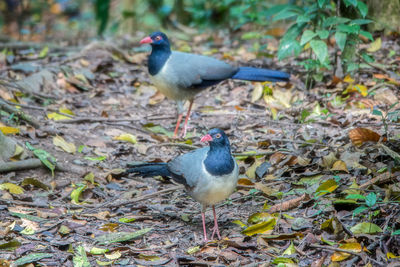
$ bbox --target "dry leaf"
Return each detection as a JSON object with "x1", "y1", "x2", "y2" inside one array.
[
  {"x1": 268, "y1": 194, "x2": 310, "y2": 213},
  {"x1": 349, "y1": 128, "x2": 381, "y2": 146}
]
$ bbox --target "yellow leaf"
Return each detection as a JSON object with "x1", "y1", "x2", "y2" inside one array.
[
  {"x1": 251, "y1": 83, "x2": 263, "y2": 102},
  {"x1": 331, "y1": 251, "x2": 351, "y2": 262},
  {"x1": 354, "y1": 84, "x2": 368, "y2": 97},
  {"x1": 0, "y1": 183, "x2": 24, "y2": 194},
  {"x1": 70, "y1": 184, "x2": 87, "y2": 204},
  {"x1": 331, "y1": 160, "x2": 349, "y2": 173},
  {"x1": 187, "y1": 246, "x2": 200, "y2": 255},
  {"x1": 113, "y1": 133, "x2": 137, "y2": 144},
  {"x1": 343, "y1": 75, "x2": 354, "y2": 83},
  {"x1": 367, "y1": 37, "x2": 381, "y2": 53},
  {"x1": 59, "y1": 108, "x2": 74, "y2": 116},
  {"x1": 242, "y1": 218, "x2": 276, "y2": 236},
  {"x1": 387, "y1": 252, "x2": 400, "y2": 259},
  {"x1": 0, "y1": 126, "x2": 19, "y2": 135},
  {"x1": 270, "y1": 107, "x2": 278, "y2": 120},
  {"x1": 53, "y1": 136, "x2": 76, "y2": 154},
  {"x1": 47, "y1": 112, "x2": 71, "y2": 121},
  {"x1": 105, "y1": 250, "x2": 121, "y2": 260},
  {"x1": 282, "y1": 241, "x2": 296, "y2": 255},
  {"x1": 315, "y1": 179, "x2": 338, "y2": 196},
  {"x1": 232, "y1": 220, "x2": 247, "y2": 228}
]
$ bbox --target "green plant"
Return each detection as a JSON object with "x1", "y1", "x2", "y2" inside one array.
[
  {"x1": 372, "y1": 103, "x2": 400, "y2": 137},
  {"x1": 270, "y1": 0, "x2": 373, "y2": 86},
  {"x1": 346, "y1": 192, "x2": 379, "y2": 218}
]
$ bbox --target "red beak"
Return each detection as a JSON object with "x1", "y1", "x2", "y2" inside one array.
[
  {"x1": 201, "y1": 134, "x2": 213, "y2": 142},
  {"x1": 140, "y1": 36, "x2": 153, "y2": 44}
]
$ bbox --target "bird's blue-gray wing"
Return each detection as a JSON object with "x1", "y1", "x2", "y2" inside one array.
[
  {"x1": 167, "y1": 52, "x2": 238, "y2": 89},
  {"x1": 167, "y1": 147, "x2": 209, "y2": 187}
]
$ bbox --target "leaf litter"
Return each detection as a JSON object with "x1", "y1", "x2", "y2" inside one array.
[{"x1": 0, "y1": 30, "x2": 399, "y2": 266}]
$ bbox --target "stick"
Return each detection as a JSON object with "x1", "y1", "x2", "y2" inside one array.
[
  {"x1": 102, "y1": 185, "x2": 183, "y2": 208},
  {"x1": 0, "y1": 99, "x2": 41, "y2": 128}
]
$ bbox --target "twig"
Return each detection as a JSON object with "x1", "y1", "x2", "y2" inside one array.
[
  {"x1": 0, "y1": 158, "x2": 85, "y2": 174},
  {"x1": 0, "y1": 99, "x2": 41, "y2": 128},
  {"x1": 101, "y1": 185, "x2": 183, "y2": 208},
  {"x1": 54, "y1": 117, "x2": 141, "y2": 124},
  {"x1": 0, "y1": 198, "x2": 51, "y2": 208},
  {"x1": 147, "y1": 142, "x2": 199, "y2": 150}
]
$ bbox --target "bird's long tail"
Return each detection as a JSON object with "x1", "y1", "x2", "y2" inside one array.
[
  {"x1": 126, "y1": 163, "x2": 171, "y2": 178},
  {"x1": 232, "y1": 67, "x2": 290, "y2": 82}
]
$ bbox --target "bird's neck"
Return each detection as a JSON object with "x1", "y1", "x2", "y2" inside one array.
[
  {"x1": 204, "y1": 145, "x2": 234, "y2": 176},
  {"x1": 148, "y1": 45, "x2": 171, "y2": 76}
]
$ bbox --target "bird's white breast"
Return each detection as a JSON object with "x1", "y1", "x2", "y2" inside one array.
[
  {"x1": 189, "y1": 160, "x2": 239, "y2": 207},
  {"x1": 150, "y1": 57, "x2": 196, "y2": 101}
]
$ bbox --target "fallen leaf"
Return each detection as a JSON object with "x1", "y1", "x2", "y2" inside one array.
[
  {"x1": 367, "y1": 37, "x2": 381, "y2": 52},
  {"x1": 113, "y1": 133, "x2": 137, "y2": 144},
  {"x1": 268, "y1": 194, "x2": 310, "y2": 212},
  {"x1": 0, "y1": 183, "x2": 24, "y2": 194},
  {"x1": 349, "y1": 128, "x2": 382, "y2": 146},
  {"x1": 53, "y1": 136, "x2": 76, "y2": 154},
  {"x1": 242, "y1": 218, "x2": 276, "y2": 236}
]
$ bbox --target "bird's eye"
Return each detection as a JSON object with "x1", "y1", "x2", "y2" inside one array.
[
  {"x1": 155, "y1": 36, "x2": 162, "y2": 41},
  {"x1": 215, "y1": 133, "x2": 221, "y2": 139}
]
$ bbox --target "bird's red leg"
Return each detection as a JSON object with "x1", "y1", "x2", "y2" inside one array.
[
  {"x1": 211, "y1": 206, "x2": 221, "y2": 240},
  {"x1": 180, "y1": 100, "x2": 193, "y2": 137},
  {"x1": 201, "y1": 211, "x2": 208, "y2": 242},
  {"x1": 173, "y1": 114, "x2": 183, "y2": 138}
]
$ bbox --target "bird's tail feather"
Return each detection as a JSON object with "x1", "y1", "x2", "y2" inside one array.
[
  {"x1": 126, "y1": 163, "x2": 171, "y2": 178},
  {"x1": 232, "y1": 67, "x2": 290, "y2": 82}
]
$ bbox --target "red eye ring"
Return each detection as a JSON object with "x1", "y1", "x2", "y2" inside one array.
[{"x1": 215, "y1": 133, "x2": 221, "y2": 138}]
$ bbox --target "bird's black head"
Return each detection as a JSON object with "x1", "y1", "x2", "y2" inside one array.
[
  {"x1": 201, "y1": 128, "x2": 230, "y2": 148},
  {"x1": 140, "y1": 31, "x2": 170, "y2": 48}
]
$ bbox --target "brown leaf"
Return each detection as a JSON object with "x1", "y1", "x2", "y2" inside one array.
[
  {"x1": 268, "y1": 194, "x2": 310, "y2": 213},
  {"x1": 269, "y1": 152, "x2": 286, "y2": 165},
  {"x1": 348, "y1": 128, "x2": 381, "y2": 146}
]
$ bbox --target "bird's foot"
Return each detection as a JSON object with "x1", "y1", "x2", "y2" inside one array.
[
  {"x1": 179, "y1": 124, "x2": 188, "y2": 138},
  {"x1": 210, "y1": 224, "x2": 221, "y2": 240}
]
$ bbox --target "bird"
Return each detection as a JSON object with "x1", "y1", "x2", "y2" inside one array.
[
  {"x1": 140, "y1": 31, "x2": 290, "y2": 137},
  {"x1": 125, "y1": 128, "x2": 239, "y2": 242}
]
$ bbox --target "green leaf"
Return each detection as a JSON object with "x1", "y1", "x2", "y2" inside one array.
[
  {"x1": 365, "y1": 192, "x2": 377, "y2": 207},
  {"x1": 14, "y1": 253, "x2": 53, "y2": 266},
  {"x1": 73, "y1": 246, "x2": 90, "y2": 267},
  {"x1": 372, "y1": 109, "x2": 383, "y2": 116},
  {"x1": 273, "y1": 7, "x2": 299, "y2": 21},
  {"x1": 351, "y1": 19, "x2": 373, "y2": 25},
  {"x1": 350, "y1": 222, "x2": 382, "y2": 234},
  {"x1": 338, "y1": 24, "x2": 360, "y2": 34},
  {"x1": 392, "y1": 229, "x2": 400, "y2": 235},
  {"x1": 360, "y1": 30, "x2": 373, "y2": 41},
  {"x1": 310, "y1": 40, "x2": 328, "y2": 63},
  {"x1": 316, "y1": 30, "x2": 329, "y2": 39},
  {"x1": 300, "y1": 30, "x2": 317, "y2": 45},
  {"x1": 335, "y1": 32, "x2": 347, "y2": 51},
  {"x1": 70, "y1": 184, "x2": 87, "y2": 204},
  {"x1": 278, "y1": 39, "x2": 301, "y2": 60},
  {"x1": 353, "y1": 206, "x2": 368, "y2": 216},
  {"x1": 356, "y1": 1, "x2": 368, "y2": 18},
  {"x1": 10, "y1": 212, "x2": 45, "y2": 222},
  {"x1": 242, "y1": 218, "x2": 276, "y2": 236},
  {"x1": 39, "y1": 46, "x2": 49, "y2": 58},
  {"x1": 95, "y1": 228, "x2": 152, "y2": 245},
  {"x1": 25, "y1": 142, "x2": 56, "y2": 176},
  {"x1": 323, "y1": 16, "x2": 350, "y2": 27},
  {"x1": 315, "y1": 179, "x2": 338, "y2": 196},
  {"x1": 296, "y1": 14, "x2": 311, "y2": 24},
  {"x1": 0, "y1": 239, "x2": 21, "y2": 251},
  {"x1": 317, "y1": 0, "x2": 327, "y2": 8},
  {"x1": 345, "y1": 194, "x2": 366, "y2": 200},
  {"x1": 343, "y1": 0, "x2": 357, "y2": 7}
]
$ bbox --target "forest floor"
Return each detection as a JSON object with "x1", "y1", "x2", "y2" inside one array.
[{"x1": 0, "y1": 31, "x2": 400, "y2": 266}]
